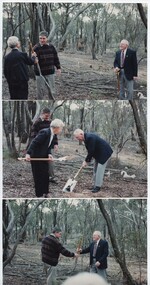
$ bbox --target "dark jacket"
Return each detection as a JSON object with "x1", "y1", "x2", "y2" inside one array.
[
  {"x1": 4, "y1": 49, "x2": 35, "y2": 84},
  {"x1": 26, "y1": 128, "x2": 55, "y2": 158},
  {"x1": 114, "y1": 48, "x2": 138, "y2": 80},
  {"x1": 41, "y1": 234, "x2": 75, "y2": 266},
  {"x1": 84, "y1": 133, "x2": 113, "y2": 165},
  {"x1": 33, "y1": 43, "x2": 61, "y2": 76},
  {"x1": 27, "y1": 118, "x2": 58, "y2": 149},
  {"x1": 80, "y1": 239, "x2": 108, "y2": 269}
]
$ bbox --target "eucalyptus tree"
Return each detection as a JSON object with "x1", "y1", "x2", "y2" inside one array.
[{"x1": 97, "y1": 199, "x2": 147, "y2": 285}]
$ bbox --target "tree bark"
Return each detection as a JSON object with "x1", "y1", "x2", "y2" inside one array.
[
  {"x1": 137, "y1": 4, "x2": 147, "y2": 29},
  {"x1": 129, "y1": 100, "x2": 147, "y2": 156}
]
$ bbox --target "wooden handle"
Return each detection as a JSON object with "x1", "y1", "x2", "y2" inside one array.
[
  {"x1": 74, "y1": 165, "x2": 83, "y2": 179},
  {"x1": 18, "y1": 156, "x2": 70, "y2": 162},
  {"x1": 18, "y1": 157, "x2": 50, "y2": 161}
]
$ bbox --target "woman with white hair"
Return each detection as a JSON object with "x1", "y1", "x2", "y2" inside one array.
[
  {"x1": 62, "y1": 272, "x2": 109, "y2": 285},
  {"x1": 25, "y1": 119, "x2": 65, "y2": 197},
  {"x1": 4, "y1": 36, "x2": 37, "y2": 99}
]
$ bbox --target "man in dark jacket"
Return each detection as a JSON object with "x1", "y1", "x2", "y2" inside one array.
[
  {"x1": 4, "y1": 36, "x2": 37, "y2": 99},
  {"x1": 33, "y1": 31, "x2": 61, "y2": 99},
  {"x1": 114, "y1": 39, "x2": 138, "y2": 100},
  {"x1": 25, "y1": 119, "x2": 64, "y2": 197},
  {"x1": 42, "y1": 227, "x2": 78, "y2": 285},
  {"x1": 74, "y1": 129, "x2": 113, "y2": 193},
  {"x1": 27, "y1": 107, "x2": 58, "y2": 184},
  {"x1": 77, "y1": 231, "x2": 109, "y2": 281}
]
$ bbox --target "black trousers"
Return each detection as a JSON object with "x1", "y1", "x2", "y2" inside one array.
[
  {"x1": 31, "y1": 161, "x2": 49, "y2": 197},
  {"x1": 8, "y1": 82, "x2": 28, "y2": 100}
]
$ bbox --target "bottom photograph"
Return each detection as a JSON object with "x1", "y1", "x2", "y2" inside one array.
[{"x1": 3, "y1": 199, "x2": 147, "y2": 285}]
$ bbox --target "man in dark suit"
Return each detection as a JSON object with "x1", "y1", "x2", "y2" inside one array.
[
  {"x1": 25, "y1": 119, "x2": 64, "y2": 197},
  {"x1": 114, "y1": 39, "x2": 138, "y2": 100},
  {"x1": 27, "y1": 107, "x2": 58, "y2": 184},
  {"x1": 78, "y1": 231, "x2": 109, "y2": 280},
  {"x1": 4, "y1": 36, "x2": 37, "y2": 99},
  {"x1": 74, "y1": 129, "x2": 113, "y2": 193}
]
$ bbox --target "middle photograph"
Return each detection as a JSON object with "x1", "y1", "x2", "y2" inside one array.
[{"x1": 3, "y1": 99, "x2": 147, "y2": 198}]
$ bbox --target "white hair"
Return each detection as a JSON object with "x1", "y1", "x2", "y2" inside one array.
[
  {"x1": 62, "y1": 272, "x2": 108, "y2": 285},
  {"x1": 73, "y1": 129, "x2": 84, "y2": 136},
  {"x1": 50, "y1": 119, "x2": 64, "y2": 128},
  {"x1": 93, "y1": 231, "x2": 101, "y2": 237},
  {"x1": 7, "y1": 36, "x2": 19, "y2": 48},
  {"x1": 120, "y1": 39, "x2": 129, "y2": 46}
]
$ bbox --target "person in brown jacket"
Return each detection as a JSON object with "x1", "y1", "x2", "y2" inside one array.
[{"x1": 41, "y1": 227, "x2": 78, "y2": 285}]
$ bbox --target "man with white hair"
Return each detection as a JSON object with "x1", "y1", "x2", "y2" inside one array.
[
  {"x1": 26, "y1": 107, "x2": 59, "y2": 184},
  {"x1": 114, "y1": 39, "x2": 138, "y2": 100},
  {"x1": 77, "y1": 231, "x2": 109, "y2": 281},
  {"x1": 74, "y1": 129, "x2": 113, "y2": 193},
  {"x1": 25, "y1": 119, "x2": 64, "y2": 197},
  {"x1": 4, "y1": 36, "x2": 37, "y2": 99},
  {"x1": 62, "y1": 272, "x2": 109, "y2": 285}
]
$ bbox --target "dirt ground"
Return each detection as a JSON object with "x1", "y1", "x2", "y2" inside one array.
[
  {"x1": 3, "y1": 243, "x2": 147, "y2": 285},
  {"x1": 2, "y1": 51, "x2": 147, "y2": 100},
  {"x1": 3, "y1": 139, "x2": 147, "y2": 199}
]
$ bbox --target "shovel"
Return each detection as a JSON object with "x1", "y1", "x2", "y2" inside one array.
[{"x1": 62, "y1": 165, "x2": 83, "y2": 193}]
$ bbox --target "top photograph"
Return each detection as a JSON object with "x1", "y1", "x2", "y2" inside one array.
[{"x1": 2, "y1": 2, "x2": 147, "y2": 101}]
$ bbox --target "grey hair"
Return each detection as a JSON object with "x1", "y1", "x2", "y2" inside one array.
[
  {"x1": 50, "y1": 119, "x2": 64, "y2": 128},
  {"x1": 39, "y1": 31, "x2": 48, "y2": 37},
  {"x1": 73, "y1": 129, "x2": 84, "y2": 136},
  {"x1": 93, "y1": 231, "x2": 101, "y2": 237},
  {"x1": 120, "y1": 39, "x2": 129, "y2": 46},
  {"x1": 62, "y1": 272, "x2": 109, "y2": 285},
  {"x1": 7, "y1": 36, "x2": 19, "y2": 48}
]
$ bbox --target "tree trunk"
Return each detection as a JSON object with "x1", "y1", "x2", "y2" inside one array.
[
  {"x1": 97, "y1": 199, "x2": 137, "y2": 285},
  {"x1": 59, "y1": 4, "x2": 92, "y2": 49},
  {"x1": 3, "y1": 200, "x2": 44, "y2": 268},
  {"x1": 129, "y1": 100, "x2": 147, "y2": 156},
  {"x1": 91, "y1": 20, "x2": 97, "y2": 60},
  {"x1": 137, "y1": 4, "x2": 147, "y2": 29}
]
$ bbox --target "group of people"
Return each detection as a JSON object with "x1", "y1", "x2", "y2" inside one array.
[
  {"x1": 4, "y1": 31, "x2": 61, "y2": 100},
  {"x1": 24, "y1": 107, "x2": 113, "y2": 197},
  {"x1": 42, "y1": 227, "x2": 109, "y2": 285},
  {"x1": 4, "y1": 31, "x2": 138, "y2": 100}
]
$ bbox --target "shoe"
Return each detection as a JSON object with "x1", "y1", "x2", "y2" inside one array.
[
  {"x1": 92, "y1": 186, "x2": 101, "y2": 193},
  {"x1": 49, "y1": 178, "x2": 58, "y2": 184},
  {"x1": 43, "y1": 194, "x2": 49, "y2": 198}
]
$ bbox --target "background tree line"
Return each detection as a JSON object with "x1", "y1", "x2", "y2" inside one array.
[
  {"x1": 3, "y1": 100, "x2": 147, "y2": 159},
  {"x1": 3, "y1": 3, "x2": 147, "y2": 59},
  {"x1": 3, "y1": 199, "x2": 147, "y2": 285}
]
